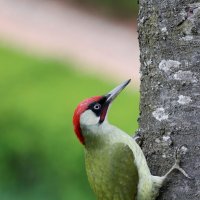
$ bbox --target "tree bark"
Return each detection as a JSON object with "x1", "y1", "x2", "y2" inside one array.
[{"x1": 138, "y1": 1, "x2": 200, "y2": 199}]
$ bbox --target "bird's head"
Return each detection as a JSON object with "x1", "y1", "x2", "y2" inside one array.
[{"x1": 73, "y1": 79, "x2": 131, "y2": 145}]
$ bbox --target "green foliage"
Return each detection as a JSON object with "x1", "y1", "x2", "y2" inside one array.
[{"x1": 0, "y1": 45, "x2": 139, "y2": 199}]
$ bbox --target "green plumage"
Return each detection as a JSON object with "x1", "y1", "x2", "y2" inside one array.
[
  {"x1": 81, "y1": 116, "x2": 163, "y2": 200},
  {"x1": 85, "y1": 143, "x2": 138, "y2": 200}
]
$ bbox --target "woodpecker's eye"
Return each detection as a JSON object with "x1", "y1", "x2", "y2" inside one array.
[{"x1": 93, "y1": 103, "x2": 101, "y2": 110}]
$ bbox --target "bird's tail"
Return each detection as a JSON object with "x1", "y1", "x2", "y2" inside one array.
[{"x1": 151, "y1": 175, "x2": 165, "y2": 198}]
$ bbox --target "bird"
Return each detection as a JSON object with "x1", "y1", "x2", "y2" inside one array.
[{"x1": 73, "y1": 79, "x2": 190, "y2": 200}]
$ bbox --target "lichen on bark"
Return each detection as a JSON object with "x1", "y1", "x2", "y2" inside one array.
[{"x1": 138, "y1": 0, "x2": 200, "y2": 199}]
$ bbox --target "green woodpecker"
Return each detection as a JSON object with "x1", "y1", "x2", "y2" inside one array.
[{"x1": 73, "y1": 79, "x2": 189, "y2": 200}]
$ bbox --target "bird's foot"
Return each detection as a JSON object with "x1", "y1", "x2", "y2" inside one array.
[
  {"x1": 132, "y1": 132, "x2": 143, "y2": 146},
  {"x1": 163, "y1": 145, "x2": 191, "y2": 179},
  {"x1": 133, "y1": 135, "x2": 140, "y2": 141}
]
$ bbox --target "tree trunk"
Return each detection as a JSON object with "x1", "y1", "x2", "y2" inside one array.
[{"x1": 138, "y1": 1, "x2": 200, "y2": 199}]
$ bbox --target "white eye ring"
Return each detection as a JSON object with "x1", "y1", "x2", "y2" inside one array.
[{"x1": 94, "y1": 103, "x2": 101, "y2": 110}]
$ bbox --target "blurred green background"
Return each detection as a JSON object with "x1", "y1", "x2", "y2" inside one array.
[
  {"x1": 0, "y1": 44, "x2": 139, "y2": 200},
  {"x1": 67, "y1": 0, "x2": 138, "y2": 18}
]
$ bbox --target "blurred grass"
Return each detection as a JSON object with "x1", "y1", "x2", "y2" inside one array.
[
  {"x1": 0, "y1": 44, "x2": 139, "y2": 200},
  {"x1": 66, "y1": 0, "x2": 138, "y2": 18}
]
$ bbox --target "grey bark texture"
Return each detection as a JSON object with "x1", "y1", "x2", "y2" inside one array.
[{"x1": 138, "y1": 1, "x2": 200, "y2": 199}]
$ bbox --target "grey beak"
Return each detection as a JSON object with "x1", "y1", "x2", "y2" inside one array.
[
  {"x1": 99, "y1": 79, "x2": 131, "y2": 124},
  {"x1": 105, "y1": 79, "x2": 131, "y2": 103}
]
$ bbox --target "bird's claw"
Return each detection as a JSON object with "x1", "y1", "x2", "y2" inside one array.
[
  {"x1": 163, "y1": 145, "x2": 191, "y2": 179},
  {"x1": 173, "y1": 145, "x2": 191, "y2": 179},
  {"x1": 132, "y1": 134, "x2": 143, "y2": 146}
]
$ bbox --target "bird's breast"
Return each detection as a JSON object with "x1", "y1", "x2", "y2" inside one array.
[{"x1": 85, "y1": 142, "x2": 139, "y2": 200}]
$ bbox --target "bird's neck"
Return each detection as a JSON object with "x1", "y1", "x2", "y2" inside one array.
[{"x1": 81, "y1": 121, "x2": 113, "y2": 150}]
